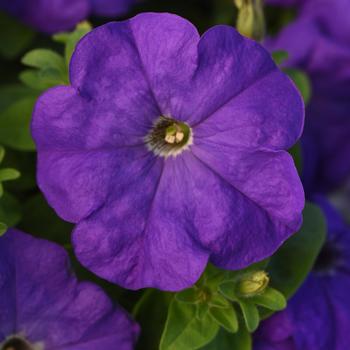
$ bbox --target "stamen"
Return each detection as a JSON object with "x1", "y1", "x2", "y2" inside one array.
[{"x1": 145, "y1": 116, "x2": 192, "y2": 157}]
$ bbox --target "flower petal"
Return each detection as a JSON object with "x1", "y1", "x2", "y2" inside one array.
[
  {"x1": 186, "y1": 145, "x2": 304, "y2": 268},
  {"x1": 0, "y1": 230, "x2": 139, "y2": 349},
  {"x1": 70, "y1": 13, "x2": 199, "y2": 117},
  {"x1": 72, "y1": 155, "x2": 209, "y2": 291},
  {"x1": 193, "y1": 68, "x2": 304, "y2": 150}
]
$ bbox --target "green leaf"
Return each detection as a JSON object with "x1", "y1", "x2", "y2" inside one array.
[
  {"x1": 0, "y1": 168, "x2": 20, "y2": 182},
  {"x1": 20, "y1": 49, "x2": 68, "y2": 89},
  {"x1": 196, "y1": 302, "x2": 209, "y2": 320},
  {"x1": 0, "y1": 192, "x2": 21, "y2": 227},
  {"x1": 54, "y1": 21, "x2": 92, "y2": 65},
  {"x1": 267, "y1": 202, "x2": 326, "y2": 299},
  {"x1": 0, "y1": 84, "x2": 37, "y2": 112},
  {"x1": 22, "y1": 49, "x2": 65, "y2": 70},
  {"x1": 209, "y1": 305, "x2": 238, "y2": 333},
  {"x1": 19, "y1": 69, "x2": 67, "y2": 90},
  {"x1": 238, "y1": 300, "x2": 259, "y2": 332},
  {"x1": 272, "y1": 50, "x2": 289, "y2": 66},
  {"x1": 209, "y1": 293, "x2": 231, "y2": 308},
  {"x1": 249, "y1": 287, "x2": 286, "y2": 311},
  {"x1": 0, "y1": 222, "x2": 7, "y2": 236},
  {"x1": 219, "y1": 281, "x2": 237, "y2": 302},
  {"x1": 0, "y1": 13, "x2": 35, "y2": 59},
  {"x1": 160, "y1": 299, "x2": 219, "y2": 350},
  {"x1": 133, "y1": 290, "x2": 173, "y2": 350},
  {"x1": 202, "y1": 327, "x2": 252, "y2": 350},
  {"x1": 0, "y1": 97, "x2": 36, "y2": 151},
  {"x1": 176, "y1": 288, "x2": 199, "y2": 304},
  {"x1": 285, "y1": 68, "x2": 312, "y2": 104}
]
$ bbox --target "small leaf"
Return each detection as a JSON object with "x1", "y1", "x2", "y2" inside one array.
[
  {"x1": 22, "y1": 49, "x2": 65, "y2": 71},
  {"x1": 209, "y1": 293, "x2": 231, "y2": 308},
  {"x1": 20, "y1": 49, "x2": 68, "y2": 89},
  {"x1": 209, "y1": 305, "x2": 238, "y2": 333},
  {"x1": 176, "y1": 288, "x2": 199, "y2": 304},
  {"x1": 285, "y1": 68, "x2": 311, "y2": 104},
  {"x1": 219, "y1": 281, "x2": 237, "y2": 302},
  {"x1": 272, "y1": 50, "x2": 289, "y2": 65},
  {"x1": 238, "y1": 299, "x2": 259, "y2": 332},
  {"x1": 0, "y1": 168, "x2": 20, "y2": 182},
  {"x1": 160, "y1": 299, "x2": 219, "y2": 350},
  {"x1": 250, "y1": 287, "x2": 286, "y2": 311},
  {"x1": 202, "y1": 327, "x2": 251, "y2": 350},
  {"x1": 19, "y1": 68, "x2": 67, "y2": 90}
]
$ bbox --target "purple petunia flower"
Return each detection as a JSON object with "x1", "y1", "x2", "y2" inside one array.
[
  {"x1": 32, "y1": 13, "x2": 305, "y2": 291},
  {"x1": 0, "y1": 229, "x2": 139, "y2": 350},
  {"x1": 266, "y1": 0, "x2": 350, "y2": 192},
  {"x1": 0, "y1": 0, "x2": 135, "y2": 34},
  {"x1": 254, "y1": 196, "x2": 350, "y2": 350}
]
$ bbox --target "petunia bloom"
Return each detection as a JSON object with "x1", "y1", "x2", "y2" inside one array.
[
  {"x1": 266, "y1": 0, "x2": 350, "y2": 192},
  {"x1": 0, "y1": 0, "x2": 136, "y2": 34},
  {"x1": 32, "y1": 13, "x2": 305, "y2": 291},
  {"x1": 254, "y1": 196, "x2": 350, "y2": 350},
  {"x1": 0, "y1": 229, "x2": 139, "y2": 350}
]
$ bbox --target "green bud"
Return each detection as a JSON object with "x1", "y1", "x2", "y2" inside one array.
[
  {"x1": 237, "y1": 270, "x2": 269, "y2": 297},
  {"x1": 234, "y1": 0, "x2": 265, "y2": 41}
]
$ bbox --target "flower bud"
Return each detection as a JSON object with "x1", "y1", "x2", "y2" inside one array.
[
  {"x1": 234, "y1": 0, "x2": 265, "y2": 41},
  {"x1": 237, "y1": 270, "x2": 269, "y2": 297}
]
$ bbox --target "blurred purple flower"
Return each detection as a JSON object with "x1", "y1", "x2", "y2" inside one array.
[
  {"x1": 266, "y1": 0, "x2": 350, "y2": 192},
  {"x1": 254, "y1": 196, "x2": 350, "y2": 350},
  {"x1": 32, "y1": 13, "x2": 304, "y2": 291},
  {"x1": 0, "y1": 229, "x2": 139, "y2": 350},
  {"x1": 0, "y1": 0, "x2": 136, "y2": 33}
]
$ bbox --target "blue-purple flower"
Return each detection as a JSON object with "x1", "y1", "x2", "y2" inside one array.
[
  {"x1": 32, "y1": 13, "x2": 304, "y2": 291},
  {"x1": 0, "y1": 0, "x2": 136, "y2": 34},
  {"x1": 0, "y1": 229, "x2": 139, "y2": 349},
  {"x1": 266, "y1": 0, "x2": 350, "y2": 192},
  {"x1": 254, "y1": 196, "x2": 350, "y2": 350}
]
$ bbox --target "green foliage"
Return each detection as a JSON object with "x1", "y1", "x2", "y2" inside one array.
[
  {"x1": 20, "y1": 49, "x2": 68, "y2": 89},
  {"x1": 267, "y1": 202, "x2": 326, "y2": 299},
  {"x1": 54, "y1": 21, "x2": 92, "y2": 66},
  {"x1": 134, "y1": 290, "x2": 173, "y2": 350},
  {"x1": 237, "y1": 299, "x2": 259, "y2": 332},
  {"x1": 159, "y1": 201, "x2": 326, "y2": 349},
  {"x1": 289, "y1": 142, "x2": 302, "y2": 175},
  {"x1": 0, "y1": 13, "x2": 35, "y2": 59},
  {"x1": 160, "y1": 299, "x2": 219, "y2": 350},
  {"x1": 0, "y1": 97, "x2": 36, "y2": 151},
  {"x1": 202, "y1": 327, "x2": 252, "y2": 350},
  {"x1": 285, "y1": 68, "x2": 312, "y2": 104},
  {"x1": 272, "y1": 50, "x2": 289, "y2": 66},
  {"x1": 0, "y1": 147, "x2": 21, "y2": 233}
]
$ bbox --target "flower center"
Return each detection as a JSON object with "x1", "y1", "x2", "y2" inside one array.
[
  {"x1": 1, "y1": 337, "x2": 35, "y2": 350},
  {"x1": 313, "y1": 240, "x2": 343, "y2": 275},
  {"x1": 145, "y1": 116, "x2": 192, "y2": 157}
]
